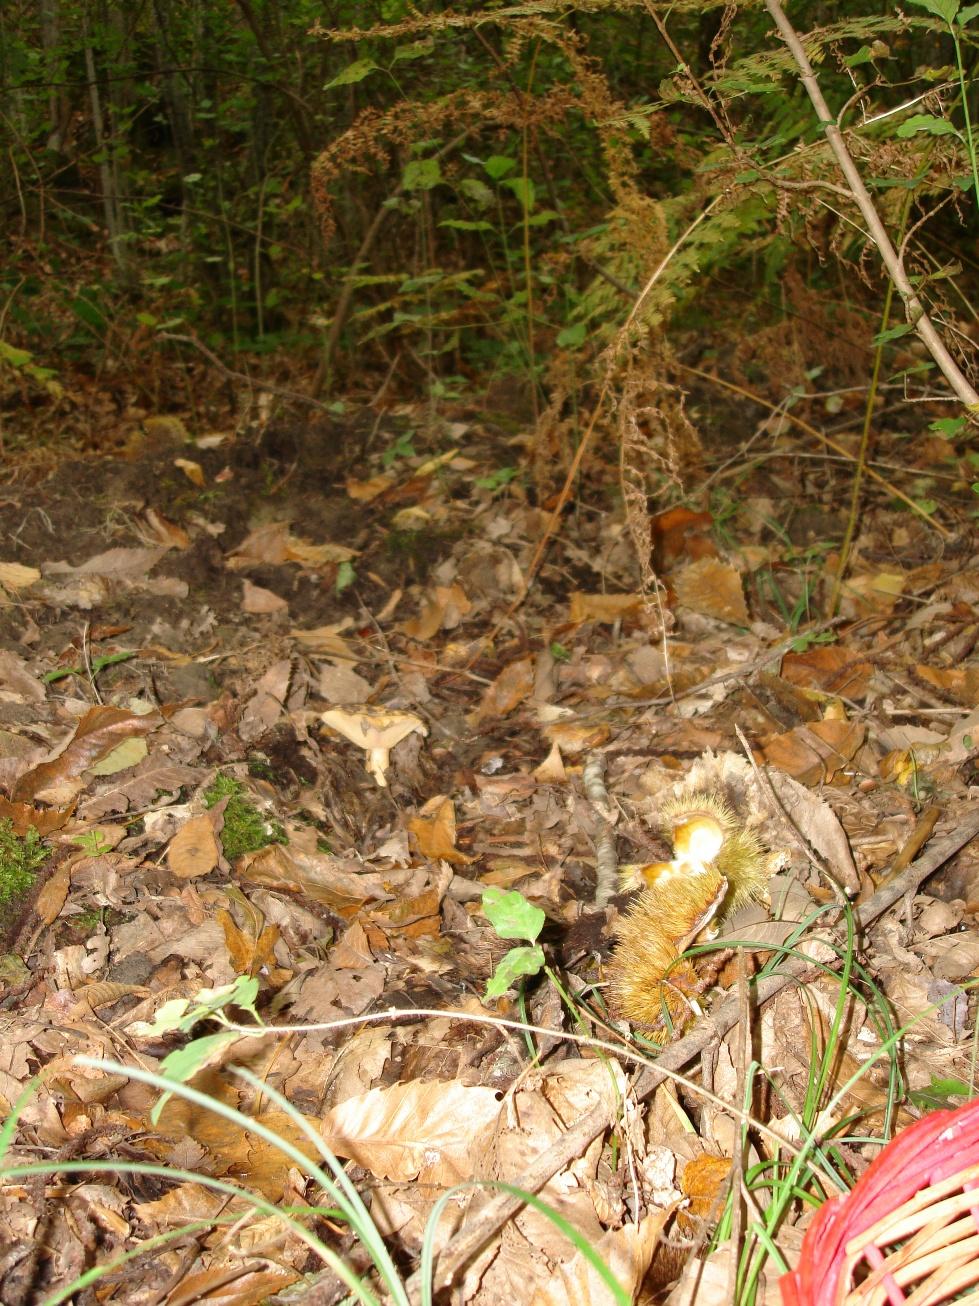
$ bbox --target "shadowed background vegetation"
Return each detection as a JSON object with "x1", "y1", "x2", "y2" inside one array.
[{"x1": 3, "y1": 0, "x2": 977, "y2": 475}]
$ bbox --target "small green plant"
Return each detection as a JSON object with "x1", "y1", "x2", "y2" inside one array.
[
  {"x1": 71, "y1": 830, "x2": 114, "y2": 856},
  {"x1": 202, "y1": 773, "x2": 286, "y2": 860},
  {"x1": 43, "y1": 649, "x2": 137, "y2": 685},
  {"x1": 482, "y1": 887, "x2": 546, "y2": 999},
  {"x1": 474, "y1": 465, "x2": 521, "y2": 493},
  {"x1": 381, "y1": 429, "x2": 416, "y2": 468},
  {"x1": 0, "y1": 339, "x2": 62, "y2": 397},
  {"x1": 0, "y1": 819, "x2": 48, "y2": 917}
]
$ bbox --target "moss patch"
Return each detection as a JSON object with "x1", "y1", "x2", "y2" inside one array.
[{"x1": 202, "y1": 773, "x2": 287, "y2": 861}]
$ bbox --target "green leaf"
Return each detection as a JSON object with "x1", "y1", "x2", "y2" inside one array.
[
  {"x1": 907, "y1": 0, "x2": 959, "y2": 21},
  {"x1": 844, "y1": 45, "x2": 875, "y2": 67},
  {"x1": 150, "y1": 1030, "x2": 243, "y2": 1124},
  {"x1": 484, "y1": 945, "x2": 546, "y2": 999},
  {"x1": 402, "y1": 158, "x2": 442, "y2": 192},
  {"x1": 873, "y1": 322, "x2": 915, "y2": 345},
  {"x1": 557, "y1": 322, "x2": 587, "y2": 348},
  {"x1": 71, "y1": 297, "x2": 107, "y2": 330},
  {"x1": 895, "y1": 113, "x2": 959, "y2": 138},
  {"x1": 439, "y1": 218, "x2": 494, "y2": 231},
  {"x1": 72, "y1": 830, "x2": 112, "y2": 856},
  {"x1": 484, "y1": 154, "x2": 516, "y2": 180},
  {"x1": 930, "y1": 415, "x2": 967, "y2": 436},
  {"x1": 392, "y1": 38, "x2": 434, "y2": 61},
  {"x1": 336, "y1": 560, "x2": 356, "y2": 593},
  {"x1": 459, "y1": 177, "x2": 493, "y2": 207},
  {"x1": 0, "y1": 340, "x2": 33, "y2": 369},
  {"x1": 482, "y1": 887, "x2": 545, "y2": 942},
  {"x1": 909, "y1": 1075, "x2": 971, "y2": 1110},
  {"x1": 958, "y1": 2, "x2": 979, "y2": 20},
  {"x1": 324, "y1": 58, "x2": 379, "y2": 90},
  {"x1": 502, "y1": 176, "x2": 535, "y2": 212}
]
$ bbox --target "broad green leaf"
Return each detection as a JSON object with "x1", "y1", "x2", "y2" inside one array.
[
  {"x1": 930, "y1": 415, "x2": 967, "y2": 436},
  {"x1": 557, "y1": 322, "x2": 587, "y2": 348},
  {"x1": 895, "y1": 113, "x2": 958, "y2": 138},
  {"x1": 459, "y1": 177, "x2": 493, "y2": 207},
  {"x1": 0, "y1": 340, "x2": 32, "y2": 368},
  {"x1": 873, "y1": 322, "x2": 915, "y2": 345},
  {"x1": 484, "y1": 945, "x2": 545, "y2": 999},
  {"x1": 150, "y1": 1030, "x2": 243, "y2": 1124},
  {"x1": 71, "y1": 297, "x2": 107, "y2": 330},
  {"x1": 907, "y1": 0, "x2": 959, "y2": 21},
  {"x1": 484, "y1": 154, "x2": 516, "y2": 180},
  {"x1": 392, "y1": 38, "x2": 434, "y2": 61},
  {"x1": 503, "y1": 176, "x2": 535, "y2": 211},
  {"x1": 845, "y1": 46, "x2": 875, "y2": 67},
  {"x1": 958, "y1": 2, "x2": 979, "y2": 20},
  {"x1": 909, "y1": 1076, "x2": 972, "y2": 1110},
  {"x1": 482, "y1": 886, "x2": 545, "y2": 942},
  {"x1": 402, "y1": 158, "x2": 442, "y2": 192},
  {"x1": 324, "y1": 59, "x2": 379, "y2": 90}
]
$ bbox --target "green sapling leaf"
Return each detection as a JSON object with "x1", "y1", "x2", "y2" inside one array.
[
  {"x1": 482, "y1": 886, "x2": 545, "y2": 942},
  {"x1": 485, "y1": 945, "x2": 546, "y2": 999},
  {"x1": 325, "y1": 59, "x2": 379, "y2": 90}
]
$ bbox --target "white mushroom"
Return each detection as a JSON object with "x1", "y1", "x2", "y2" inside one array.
[{"x1": 320, "y1": 706, "x2": 428, "y2": 787}]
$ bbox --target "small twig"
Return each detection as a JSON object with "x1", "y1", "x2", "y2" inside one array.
[
  {"x1": 582, "y1": 753, "x2": 618, "y2": 907},
  {"x1": 81, "y1": 621, "x2": 102, "y2": 706},
  {"x1": 159, "y1": 332, "x2": 335, "y2": 409}
]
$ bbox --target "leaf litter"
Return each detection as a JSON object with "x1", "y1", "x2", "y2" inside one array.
[{"x1": 0, "y1": 400, "x2": 978, "y2": 1304}]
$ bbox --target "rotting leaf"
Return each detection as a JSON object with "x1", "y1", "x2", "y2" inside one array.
[
  {"x1": 408, "y1": 795, "x2": 473, "y2": 864},
  {"x1": 12, "y1": 706, "x2": 162, "y2": 803},
  {"x1": 469, "y1": 656, "x2": 534, "y2": 724},
  {"x1": 167, "y1": 813, "x2": 219, "y2": 880}
]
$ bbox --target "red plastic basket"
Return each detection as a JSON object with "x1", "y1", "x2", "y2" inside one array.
[{"x1": 780, "y1": 1097, "x2": 979, "y2": 1306}]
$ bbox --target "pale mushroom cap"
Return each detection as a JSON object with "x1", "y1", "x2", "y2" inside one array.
[{"x1": 320, "y1": 706, "x2": 428, "y2": 785}]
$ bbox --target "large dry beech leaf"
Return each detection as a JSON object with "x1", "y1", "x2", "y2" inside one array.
[
  {"x1": 408, "y1": 794, "x2": 473, "y2": 865},
  {"x1": 12, "y1": 706, "x2": 162, "y2": 803},
  {"x1": 674, "y1": 557, "x2": 750, "y2": 626},
  {"x1": 320, "y1": 1080, "x2": 502, "y2": 1183}
]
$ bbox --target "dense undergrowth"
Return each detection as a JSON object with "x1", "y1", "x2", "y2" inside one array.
[{"x1": 4, "y1": 2, "x2": 979, "y2": 459}]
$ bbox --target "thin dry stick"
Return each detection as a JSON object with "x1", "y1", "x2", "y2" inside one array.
[
  {"x1": 764, "y1": 0, "x2": 979, "y2": 411},
  {"x1": 583, "y1": 752, "x2": 618, "y2": 907},
  {"x1": 413, "y1": 808, "x2": 979, "y2": 1295}
]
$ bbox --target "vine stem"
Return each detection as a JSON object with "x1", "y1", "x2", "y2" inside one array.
[{"x1": 764, "y1": 0, "x2": 979, "y2": 410}]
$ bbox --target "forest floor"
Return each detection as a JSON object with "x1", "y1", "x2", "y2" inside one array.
[{"x1": 1, "y1": 375, "x2": 979, "y2": 1305}]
